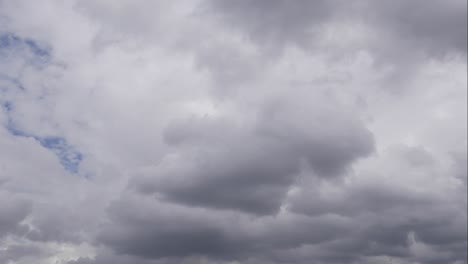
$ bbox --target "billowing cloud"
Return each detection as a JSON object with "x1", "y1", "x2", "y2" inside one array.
[
  {"x1": 130, "y1": 94, "x2": 373, "y2": 215},
  {"x1": 0, "y1": 1, "x2": 466, "y2": 264}
]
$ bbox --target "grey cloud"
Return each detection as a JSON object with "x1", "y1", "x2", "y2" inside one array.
[
  {"x1": 290, "y1": 181, "x2": 433, "y2": 217},
  {"x1": 451, "y1": 149, "x2": 467, "y2": 184},
  {"x1": 0, "y1": 194, "x2": 31, "y2": 238},
  {"x1": 206, "y1": 0, "x2": 466, "y2": 62},
  {"x1": 366, "y1": 0, "x2": 467, "y2": 56},
  {"x1": 257, "y1": 95, "x2": 374, "y2": 176},
  {"x1": 277, "y1": 203, "x2": 467, "y2": 264},
  {"x1": 290, "y1": 146, "x2": 438, "y2": 217},
  {"x1": 98, "y1": 195, "x2": 253, "y2": 260},
  {"x1": 67, "y1": 255, "x2": 152, "y2": 264},
  {"x1": 69, "y1": 254, "x2": 249, "y2": 264},
  {"x1": 0, "y1": 1, "x2": 465, "y2": 264},
  {"x1": 26, "y1": 207, "x2": 86, "y2": 243},
  {"x1": 288, "y1": 145, "x2": 467, "y2": 263},
  {"x1": 205, "y1": 0, "x2": 338, "y2": 51},
  {"x1": 0, "y1": 243, "x2": 46, "y2": 264},
  {"x1": 96, "y1": 191, "x2": 354, "y2": 263},
  {"x1": 137, "y1": 119, "x2": 300, "y2": 215},
  {"x1": 88, "y1": 185, "x2": 467, "y2": 264},
  {"x1": 98, "y1": 160, "x2": 463, "y2": 264},
  {"x1": 193, "y1": 39, "x2": 263, "y2": 94},
  {"x1": 132, "y1": 94, "x2": 373, "y2": 215},
  {"x1": 109, "y1": 88, "x2": 377, "y2": 261}
]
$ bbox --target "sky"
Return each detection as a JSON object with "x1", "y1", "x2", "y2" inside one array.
[{"x1": 0, "y1": 1, "x2": 466, "y2": 264}]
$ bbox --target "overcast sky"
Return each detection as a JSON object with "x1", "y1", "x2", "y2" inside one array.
[{"x1": 0, "y1": 1, "x2": 467, "y2": 264}]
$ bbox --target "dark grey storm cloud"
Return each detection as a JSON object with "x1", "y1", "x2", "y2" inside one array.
[
  {"x1": 98, "y1": 196, "x2": 252, "y2": 260},
  {"x1": 91, "y1": 144, "x2": 466, "y2": 264},
  {"x1": 90, "y1": 104, "x2": 464, "y2": 263},
  {"x1": 129, "y1": 94, "x2": 374, "y2": 216},
  {"x1": 95, "y1": 192, "x2": 355, "y2": 263}
]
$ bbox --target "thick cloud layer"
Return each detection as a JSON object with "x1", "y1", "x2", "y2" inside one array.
[{"x1": 0, "y1": 1, "x2": 466, "y2": 264}]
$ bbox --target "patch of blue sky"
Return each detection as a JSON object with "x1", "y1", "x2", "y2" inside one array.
[
  {"x1": 0, "y1": 32, "x2": 23, "y2": 59},
  {"x1": 0, "y1": 33, "x2": 50, "y2": 97},
  {"x1": 0, "y1": 32, "x2": 51, "y2": 66},
  {"x1": 2, "y1": 110, "x2": 83, "y2": 174},
  {"x1": 0, "y1": 72, "x2": 25, "y2": 91},
  {"x1": 1, "y1": 101, "x2": 13, "y2": 112},
  {"x1": 38, "y1": 136, "x2": 83, "y2": 174},
  {"x1": 4, "y1": 116, "x2": 28, "y2": 137},
  {"x1": 0, "y1": 33, "x2": 22, "y2": 49},
  {"x1": 24, "y1": 39, "x2": 50, "y2": 58},
  {"x1": 0, "y1": 33, "x2": 80, "y2": 173}
]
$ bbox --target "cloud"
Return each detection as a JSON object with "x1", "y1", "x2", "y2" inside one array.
[
  {"x1": 207, "y1": 0, "x2": 467, "y2": 57},
  {"x1": 0, "y1": 1, "x2": 466, "y2": 264},
  {"x1": 0, "y1": 193, "x2": 31, "y2": 239},
  {"x1": 205, "y1": 0, "x2": 337, "y2": 50},
  {"x1": 0, "y1": 32, "x2": 83, "y2": 173},
  {"x1": 365, "y1": 0, "x2": 467, "y2": 56},
  {"x1": 129, "y1": 91, "x2": 373, "y2": 215},
  {"x1": 91, "y1": 142, "x2": 465, "y2": 263}
]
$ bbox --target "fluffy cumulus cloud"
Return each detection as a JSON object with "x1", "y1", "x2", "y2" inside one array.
[{"x1": 0, "y1": 1, "x2": 466, "y2": 264}]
